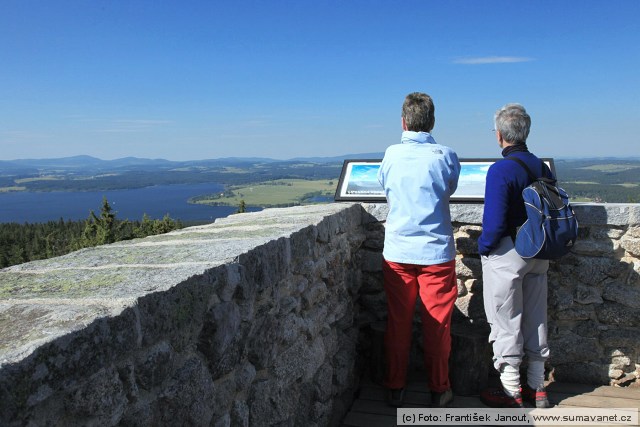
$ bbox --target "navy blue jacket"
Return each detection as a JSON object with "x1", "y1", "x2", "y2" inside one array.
[{"x1": 477, "y1": 151, "x2": 554, "y2": 256}]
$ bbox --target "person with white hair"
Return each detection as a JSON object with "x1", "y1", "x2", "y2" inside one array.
[{"x1": 478, "y1": 103, "x2": 553, "y2": 409}]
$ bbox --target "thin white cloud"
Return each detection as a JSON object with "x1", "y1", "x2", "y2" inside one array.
[
  {"x1": 219, "y1": 133, "x2": 273, "y2": 139},
  {"x1": 1, "y1": 130, "x2": 46, "y2": 138},
  {"x1": 114, "y1": 119, "x2": 173, "y2": 125},
  {"x1": 453, "y1": 56, "x2": 534, "y2": 65},
  {"x1": 91, "y1": 119, "x2": 173, "y2": 133}
]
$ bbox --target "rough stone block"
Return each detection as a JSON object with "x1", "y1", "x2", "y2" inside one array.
[
  {"x1": 198, "y1": 301, "x2": 242, "y2": 378},
  {"x1": 156, "y1": 357, "x2": 215, "y2": 426},
  {"x1": 622, "y1": 236, "x2": 640, "y2": 257},
  {"x1": 596, "y1": 302, "x2": 640, "y2": 326},
  {"x1": 135, "y1": 341, "x2": 174, "y2": 390},
  {"x1": 551, "y1": 362, "x2": 610, "y2": 384},
  {"x1": 230, "y1": 400, "x2": 249, "y2": 427},
  {"x1": 554, "y1": 305, "x2": 594, "y2": 321},
  {"x1": 65, "y1": 365, "x2": 127, "y2": 424},
  {"x1": 571, "y1": 239, "x2": 617, "y2": 256},
  {"x1": 602, "y1": 281, "x2": 640, "y2": 309},
  {"x1": 600, "y1": 329, "x2": 640, "y2": 353},
  {"x1": 360, "y1": 249, "x2": 383, "y2": 273},
  {"x1": 455, "y1": 256, "x2": 482, "y2": 279},
  {"x1": 575, "y1": 256, "x2": 628, "y2": 286},
  {"x1": 591, "y1": 227, "x2": 625, "y2": 240},
  {"x1": 548, "y1": 333, "x2": 600, "y2": 364},
  {"x1": 574, "y1": 284, "x2": 603, "y2": 305}
]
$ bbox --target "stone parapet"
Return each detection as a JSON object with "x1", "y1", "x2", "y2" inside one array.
[
  {"x1": 0, "y1": 203, "x2": 367, "y2": 426},
  {"x1": 1, "y1": 202, "x2": 639, "y2": 426}
]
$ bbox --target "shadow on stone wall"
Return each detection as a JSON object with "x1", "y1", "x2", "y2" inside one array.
[
  {"x1": 356, "y1": 203, "x2": 640, "y2": 394},
  {"x1": 547, "y1": 205, "x2": 640, "y2": 387}
]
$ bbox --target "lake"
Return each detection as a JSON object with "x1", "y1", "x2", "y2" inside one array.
[{"x1": 0, "y1": 183, "x2": 262, "y2": 224}]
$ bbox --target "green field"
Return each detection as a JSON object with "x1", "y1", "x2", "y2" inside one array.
[
  {"x1": 579, "y1": 164, "x2": 639, "y2": 173},
  {"x1": 192, "y1": 179, "x2": 337, "y2": 207},
  {"x1": 14, "y1": 176, "x2": 61, "y2": 184},
  {"x1": 0, "y1": 186, "x2": 27, "y2": 193}
]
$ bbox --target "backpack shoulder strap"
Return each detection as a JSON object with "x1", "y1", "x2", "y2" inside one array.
[
  {"x1": 506, "y1": 156, "x2": 557, "y2": 185},
  {"x1": 505, "y1": 156, "x2": 539, "y2": 181}
]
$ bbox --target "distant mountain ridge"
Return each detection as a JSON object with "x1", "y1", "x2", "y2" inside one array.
[
  {"x1": 4, "y1": 155, "x2": 177, "y2": 169},
  {"x1": 3, "y1": 153, "x2": 638, "y2": 165},
  {"x1": 0, "y1": 153, "x2": 388, "y2": 173},
  {"x1": 2, "y1": 153, "x2": 639, "y2": 176}
]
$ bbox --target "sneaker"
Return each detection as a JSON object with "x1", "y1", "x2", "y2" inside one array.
[
  {"x1": 431, "y1": 388, "x2": 454, "y2": 407},
  {"x1": 522, "y1": 384, "x2": 551, "y2": 408},
  {"x1": 386, "y1": 388, "x2": 405, "y2": 407},
  {"x1": 480, "y1": 387, "x2": 524, "y2": 408}
]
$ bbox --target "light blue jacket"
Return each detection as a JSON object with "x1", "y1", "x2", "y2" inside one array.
[{"x1": 378, "y1": 131, "x2": 460, "y2": 265}]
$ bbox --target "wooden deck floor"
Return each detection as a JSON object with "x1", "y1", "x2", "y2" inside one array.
[{"x1": 342, "y1": 379, "x2": 640, "y2": 427}]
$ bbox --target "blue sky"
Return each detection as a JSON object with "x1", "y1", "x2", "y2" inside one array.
[{"x1": 1, "y1": 1, "x2": 638, "y2": 161}]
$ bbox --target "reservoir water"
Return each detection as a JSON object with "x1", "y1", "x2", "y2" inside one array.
[{"x1": 0, "y1": 183, "x2": 261, "y2": 224}]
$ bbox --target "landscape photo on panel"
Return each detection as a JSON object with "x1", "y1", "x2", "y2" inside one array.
[
  {"x1": 334, "y1": 160, "x2": 385, "y2": 202},
  {"x1": 454, "y1": 160, "x2": 494, "y2": 201}
]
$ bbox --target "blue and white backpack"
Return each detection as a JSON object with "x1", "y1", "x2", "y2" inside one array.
[{"x1": 507, "y1": 157, "x2": 578, "y2": 260}]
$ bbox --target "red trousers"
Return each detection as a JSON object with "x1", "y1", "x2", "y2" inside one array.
[{"x1": 382, "y1": 259, "x2": 457, "y2": 393}]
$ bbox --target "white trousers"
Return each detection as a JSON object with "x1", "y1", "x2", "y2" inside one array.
[{"x1": 481, "y1": 237, "x2": 550, "y2": 371}]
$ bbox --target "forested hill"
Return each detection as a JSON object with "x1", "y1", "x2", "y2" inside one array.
[
  {"x1": 1, "y1": 155, "x2": 639, "y2": 203},
  {"x1": 554, "y1": 158, "x2": 640, "y2": 203}
]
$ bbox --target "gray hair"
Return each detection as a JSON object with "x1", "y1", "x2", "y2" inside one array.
[
  {"x1": 402, "y1": 92, "x2": 435, "y2": 132},
  {"x1": 494, "y1": 103, "x2": 530, "y2": 144}
]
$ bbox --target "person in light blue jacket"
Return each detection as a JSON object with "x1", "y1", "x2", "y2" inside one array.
[{"x1": 377, "y1": 92, "x2": 460, "y2": 408}]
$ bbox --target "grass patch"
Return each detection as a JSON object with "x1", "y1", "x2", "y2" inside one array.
[
  {"x1": 571, "y1": 196, "x2": 594, "y2": 202},
  {"x1": 0, "y1": 186, "x2": 27, "y2": 192},
  {"x1": 568, "y1": 181, "x2": 599, "y2": 185},
  {"x1": 192, "y1": 179, "x2": 336, "y2": 207},
  {"x1": 14, "y1": 176, "x2": 60, "y2": 184},
  {"x1": 222, "y1": 166, "x2": 252, "y2": 173},
  {"x1": 579, "y1": 164, "x2": 639, "y2": 172}
]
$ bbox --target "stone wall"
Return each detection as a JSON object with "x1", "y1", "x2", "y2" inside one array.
[
  {"x1": 0, "y1": 204, "x2": 370, "y2": 427},
  {"x1": 1, "y1": 202, "x2": 639, "y2": 426}
]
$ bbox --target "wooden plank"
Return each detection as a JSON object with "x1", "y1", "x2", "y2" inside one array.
[
  {"x1": 449, "y1": 395, "x2": 487, "y2": 408},
  {"x1": 357, "y1": 385, "x2": 385, "y2": 401},
  {"x1": 357, "y1": 384, "x2": 484, "y2": 407},
  {"x1": 355, "y1": 387, "x2": 488, "y2": 409},
  {"x1": 349, "y1": 399, "x2": 409, "y2": 416},
  {"x1": 344, "y1": 380, "x2": 640, "y2": 427},
  {"x1": 552, "y1": 393, "x2": 640, "y2": 409},
  {"x1": 547, "y1": 382, "x2": 640, "y2": 399},
  {"x1": 358, "y1": 377, "x2": 431, "y2": 392},
  {"x1": 341, "y1": 411, "x2": 397, "y2": 427},
  {"x1": 358, "y1": 387, "x2": 431, "y2": 407},
  {"x1": 360, "y1": 377, "x2": 640, "y2": 398}
]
